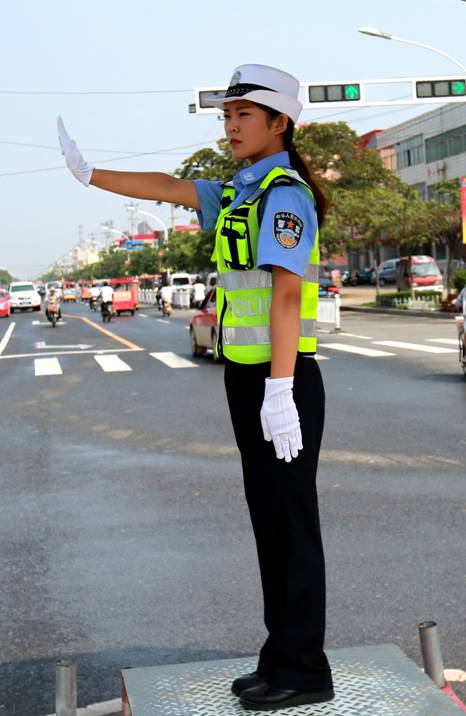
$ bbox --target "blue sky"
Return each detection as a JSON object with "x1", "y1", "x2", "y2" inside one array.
[{"x1": 1, "y1": 0, "x2": 465, "y2": 278}]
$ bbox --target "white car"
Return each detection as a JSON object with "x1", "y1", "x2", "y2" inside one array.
[{"x1": 9, "y1": 282, "x2": 41, "y2": 313}]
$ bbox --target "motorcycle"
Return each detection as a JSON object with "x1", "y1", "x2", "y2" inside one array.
[
  {"x1": 46, "y1": 299, "x2": 60, "y2": 327},
  {"x1": 101, "y1": 301, "x2": 113, "y2": 323},
  {"x1": 89, "y1": 296, "x2": 98, "y2": 312},
  {"x1": 162, "y1": 300, "x2": 172, "y2": 317}
]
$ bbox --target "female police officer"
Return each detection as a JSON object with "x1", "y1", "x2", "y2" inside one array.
[{"x1": 58, "y1": 63, "x2": 334, "y2": 711}]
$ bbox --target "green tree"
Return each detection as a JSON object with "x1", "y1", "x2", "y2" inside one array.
[
  {"x1": 0, "y1": 268, "x2": 14, "y2": 287},
  {"x1": 92, "y1": 247, "x2": 128, "y2": 278},
  {"x1": 163, "y1": 230, "x2": 214, "y2": 273},
  {"x1": 128, "y1": 246, "x2": 161, "y2": 276}
]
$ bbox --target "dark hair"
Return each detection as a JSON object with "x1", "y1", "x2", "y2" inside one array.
[{"x1": 257, "y1": 104, "x2": 330, "y2": 226}]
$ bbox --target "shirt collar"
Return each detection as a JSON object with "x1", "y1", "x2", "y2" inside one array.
[{"x1": 233, "y1": 151, "x2": 290, "y2": 191}]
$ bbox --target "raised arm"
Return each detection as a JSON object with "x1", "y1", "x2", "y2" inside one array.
[{"x1": 57, "y1": 117, "x2": 199, "y2": 210}]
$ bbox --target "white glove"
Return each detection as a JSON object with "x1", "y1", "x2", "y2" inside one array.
[
  {"x1": 57, "y1": 116, "x2": 94, "y2": 186},
  {"x1": 260, "y1": 377, "x2": 303, "y2": 463}
]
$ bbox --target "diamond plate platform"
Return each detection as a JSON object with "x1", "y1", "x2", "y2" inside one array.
[{"x1": 121, "y1": 643, "x2": 463, "y2": 715}]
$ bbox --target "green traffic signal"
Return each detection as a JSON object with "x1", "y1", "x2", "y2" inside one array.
[
  {"x1": 308, "y1": 83, "x2": 361, "y2": 103},
  {"x1": 345, "y1": 84, "x2": 360, "y2": 101},
  {"x1": 451, "y1": 80, "x2": 465, "y2": 96},
  {"x1": 416, "y1": 79, "x2": 465, "y2": 98}
]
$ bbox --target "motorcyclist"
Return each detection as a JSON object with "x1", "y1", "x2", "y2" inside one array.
[
  {"x1": 160, "y1": 283, "x2": 173, "y2": 313},
  {"x1": 89, "y1": 282, "x2": 100, "y2": 309},
  {"x1": 100, "y1": 281, "x2": 114, "y2": 318},
  {"x1": 45, "y1": 287, "x2": 61, "y2": 320},
  {"x1": 192, "y1": 277, "x2": 206, "y2": 308}
]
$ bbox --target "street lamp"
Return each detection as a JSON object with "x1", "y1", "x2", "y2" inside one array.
[
  {"x1": 358, "y1": 27, "x2": 466, "y2": 74},
  {"x1": 101, "y1": 223, "x2": 128, "y2": 246},
  {"x1": 125, "y1": 202, "x2": 169, "y2": 244}
]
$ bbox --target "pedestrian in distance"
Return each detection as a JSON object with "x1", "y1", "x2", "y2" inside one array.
[{"x1": 57, "y1": 62, "x2": 334, "y2": 711}]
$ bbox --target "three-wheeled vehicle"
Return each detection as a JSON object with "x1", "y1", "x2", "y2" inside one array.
[
  {"x1": 110, "y1": 278, "x2": 139, "y2": 316},
  {"x1": 62, "y1": 280, "x2": 77, "y2": 302}
]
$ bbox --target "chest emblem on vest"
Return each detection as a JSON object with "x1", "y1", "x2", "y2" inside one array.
[{"x1": 273, "y1": 211, "x2": 304, "y2": 249}]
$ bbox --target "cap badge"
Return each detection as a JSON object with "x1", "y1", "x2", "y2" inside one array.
[{"x1": 230, "y1": 70, "x2": 241, "y2": 86}]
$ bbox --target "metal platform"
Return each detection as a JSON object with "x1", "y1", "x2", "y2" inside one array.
[{"x1": 121, "y1": 643, "x2": 463, "y2": 715}]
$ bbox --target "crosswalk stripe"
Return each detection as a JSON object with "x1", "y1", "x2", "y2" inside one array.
[
  {"x1": 315, "y1": 355, "x2": 329, "y2": 361},
  {"x1": 150, "y1": 352, "x2": 198, "y2": 368},
  {"x1": 338, "y1": 332, "x2": 373, "y2": 340},
  {"x1": 426, "y1": 338, "x2": 459, "y2": 346},
  {"x1": 94, "y1": 354, "x2": 132, "y2": 372},
  {"x1": 373, "y1": 340, "x2": 456, "y2": 354},
  {"x1": 34, "y1": 357, "x2": 62, "y2": 376},
  {"x1": 319, "y1": 343, "x2": 395, "y2": 357}
]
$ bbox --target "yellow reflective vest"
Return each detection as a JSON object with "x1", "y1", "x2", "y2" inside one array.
[{"x1": 213, "y1": 166, "x2": 319, "y2": 364}]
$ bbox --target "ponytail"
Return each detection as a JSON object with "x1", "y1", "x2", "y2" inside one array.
[
  {"x1": 287, "y1": 145, "x2": 330, "y2": 226},
  {"x1": 257, "y1": 103, "x2": 330, "y2": 226}
]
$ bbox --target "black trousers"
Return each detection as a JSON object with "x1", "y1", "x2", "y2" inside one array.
[{"x1": 224, "y1": 354, "x2": 333, "y2": 692}]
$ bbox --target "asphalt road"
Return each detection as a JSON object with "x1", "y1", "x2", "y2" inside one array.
[{"x1": 0, "y1": 302, "x2": 464, "y2": 715}]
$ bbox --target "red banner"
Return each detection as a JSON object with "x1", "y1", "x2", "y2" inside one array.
[{"x1": 461, "y1": 176, "x2": 466, "y2": 245}]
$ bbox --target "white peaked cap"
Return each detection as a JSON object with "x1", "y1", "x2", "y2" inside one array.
[{"x1": 206, "y1": 64, "x2": 303, "y2": 124}]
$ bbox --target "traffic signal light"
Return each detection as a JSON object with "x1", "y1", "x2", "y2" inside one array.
[
  {"x1": 416, "y1": 79, "x2": 465, "y2": 98},
  {"x1": 197, "y1": 89, "x2": 225, "y2": 109},
  {"x1": 308, "y1": 83, "x2": 361, "y2": 103}
]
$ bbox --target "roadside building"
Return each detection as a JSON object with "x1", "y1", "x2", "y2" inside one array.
[{"x1": 375, "y1": 103, "x2": 466, "y2": 266}]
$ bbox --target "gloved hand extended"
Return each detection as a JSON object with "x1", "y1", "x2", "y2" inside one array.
[
  {"x1": 57, "y1": 116, "x2": 94, "y2": 186},
  {"x1": 260, "y1": 377, "x2": 303, "y2": 463}
]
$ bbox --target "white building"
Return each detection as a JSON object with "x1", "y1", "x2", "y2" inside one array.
[{"x1": 376, "y1": 103, "x2": 466, "y2": 202}]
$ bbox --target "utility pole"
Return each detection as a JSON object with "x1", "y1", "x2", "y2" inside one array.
[{"x1": 125, "y1": 202, "x2": 139, "y2": 239}]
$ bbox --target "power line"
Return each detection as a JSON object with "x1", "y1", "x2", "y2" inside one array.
[
  {"x1": 0, "y1": 88, "x2": 192, "y2": 95},
  {"x1": 0, "y1": 140, "x2": 218, "y2": 177}
]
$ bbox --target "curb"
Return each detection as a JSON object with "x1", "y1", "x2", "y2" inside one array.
[{"x1": 341, "y1": 306, "x2": 457, "y2": 321}]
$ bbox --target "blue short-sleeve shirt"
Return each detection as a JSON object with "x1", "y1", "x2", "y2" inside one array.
[{"x1": 194, "y1": 151, "x2": 317, "y2": 278}]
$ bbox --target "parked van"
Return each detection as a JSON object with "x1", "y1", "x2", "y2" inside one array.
[
  {"x1": 377, "y1": 258, "x2": 399, "y2": 285},
  {"x1": 396, "y1": 255, "x2": 443, "y2": 292}
]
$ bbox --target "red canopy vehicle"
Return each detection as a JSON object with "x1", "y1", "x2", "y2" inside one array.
[
  {"x1": 0, "y1": 289, "x2": 10, "y2": 317},
  {"x1": 110, "y1": 278, "x2": 139, "y2": 316}
]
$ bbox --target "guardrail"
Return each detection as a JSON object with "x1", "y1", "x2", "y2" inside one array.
[
  {"x1": 138, "y1": 289, "x2": 157, "y2": 304},
  {"x1": 138, "y1": 290, "x2": 342, "y2": 331},
  {"x1": 318, "y1": 295, "x2": 341, "y2": 331}
]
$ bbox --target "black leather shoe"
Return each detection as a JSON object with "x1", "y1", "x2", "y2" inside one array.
[
  {"x1": 239, "y1": 682, "x2": 334, "y2": 710},
  {"x1": 231, "y1": 671, "x2": 267, "y2": 697}
]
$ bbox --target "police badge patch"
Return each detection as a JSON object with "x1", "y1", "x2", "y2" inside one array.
[{"x1": 273, "y1": 212, "x2": 304, "y2": 249}]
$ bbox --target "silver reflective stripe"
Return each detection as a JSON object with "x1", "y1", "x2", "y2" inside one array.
[
  {"x1": 218, "y1": 270, "x2": 272, "y2": 291},
  {"x1": 303, "y1": 264, "x2": 319, "y2": 283},
  {"x1": 301, "y1": 318, "x2": 316, "y2": 337},
  {"x1": 222, "y1": 320, "x2": 316, "y2": 346},
  {"x1": 223, "y1": 326, "x2": 271, "y2": 345}
]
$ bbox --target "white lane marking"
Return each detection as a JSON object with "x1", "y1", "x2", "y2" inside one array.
[
  {"x1": 0, "y1": 322, "x2": 15, "y2": 355},
  {"x1": 444, "y1": 668, "x2": 466, "y2": 683},
  {"x1": 315, "y1": 355, "x2": 329, "y2": 361},
  {"x1": 373, "y1": 340, "x2": 456, "y2": 354},
  {"x1": 46, "y1": 697, "x2": 121, "y2": 715},
  {"x1": 150, "y1": 351, "x2": 198, "y2": 368},
  {"x1": 35, "y1": 342, "x2": 92, "y2": 350},
  {"x1": 426, "y1": 338, "x2": 459, "y2": 346},
  {"x1": 31, "y1": 320, "x2": 67, "y2": 326},
  {"x1": 94, "y1": 354, "x2": 132, "y2": 372},
  {"x1": 139, "y1": 313, "x2": 148, "y2": 318},
  {"x1": 0, "y1": 347, "x2": 142, "y2": 360},
  {"x1": 339, "y1": 332, "x2": 373, "y2": 340},
  {"x1": 319, "y1": 342, "x2": 395, "y2": 357},
  {"x1": 34, "y1": 357, "x2": 62, "y2": 376},
  {"x1": 157, "y1": 319, "x2": 171, "y2": 325}
]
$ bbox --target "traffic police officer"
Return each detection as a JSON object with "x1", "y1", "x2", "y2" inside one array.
[{"x1": 58, "y1": 62, "x2": 334, "y2": 711}]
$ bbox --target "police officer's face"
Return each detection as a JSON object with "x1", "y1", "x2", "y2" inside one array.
[{"x1": 223, "y1": 101, "x2": 287, "y2": 163}]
